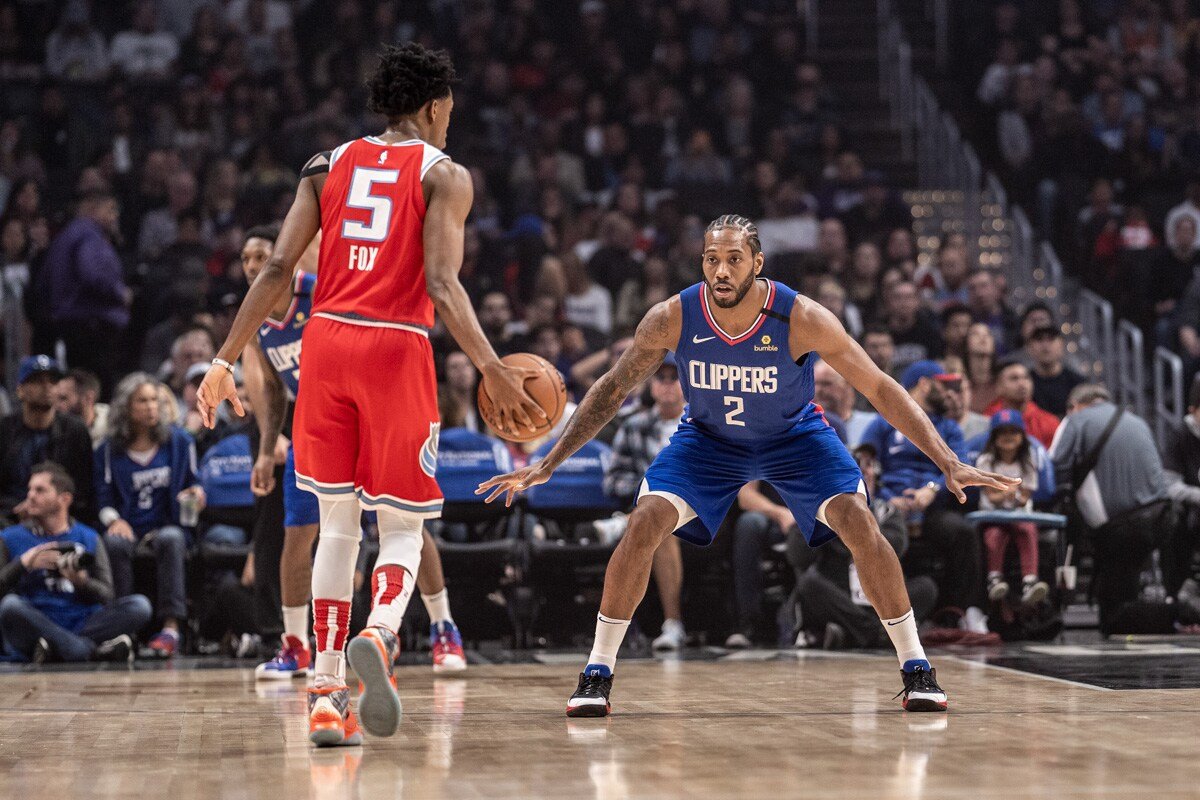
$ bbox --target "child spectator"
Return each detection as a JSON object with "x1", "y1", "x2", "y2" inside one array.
[{"x1": 976, "y1": 410, "x2": 1049, "y2": 606}]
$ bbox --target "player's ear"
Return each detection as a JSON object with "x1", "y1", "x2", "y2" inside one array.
[{"x1": 754, "y1": 251, "x2": 764, "y2": 274}]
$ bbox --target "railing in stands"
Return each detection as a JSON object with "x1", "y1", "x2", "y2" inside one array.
[
  {"x1": 1154, "y1": 347, "x2": 1185, "y2": 451},
  {"x1": 1116, "y1": 320, "x2": 1147, "y2": 419},
  {"x1": 875, "y1": 0, "x2": 1186, "y2": 439}
]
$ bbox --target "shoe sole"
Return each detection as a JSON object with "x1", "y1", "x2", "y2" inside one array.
[
  {"x1": 432, "y1": 656, "x2": 467, "y2": 673},
  {"x1": 347, "y1": 636, "x2": 402, "y2": 737},
  {"x1": 1022, "y1": 584, "x2": 1049, "y2": 605},
  {"x1": 903, "y1": 697, "x2": 949, "y2": 712},
  {"x1": 566, "y1": 702, "x2": 611, "y2": 718},
  {"x1": 988, "y1": 584, "x2": 1009, "y2": 602}
]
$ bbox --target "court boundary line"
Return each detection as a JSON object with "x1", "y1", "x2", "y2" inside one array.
[{"x1": 942, "y1": 654, "x2": 1115, "y2": 691}]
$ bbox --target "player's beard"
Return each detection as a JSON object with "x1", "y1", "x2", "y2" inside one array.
[{"x1": 708, "y1": 270, "x2": 757, "y2": 309}]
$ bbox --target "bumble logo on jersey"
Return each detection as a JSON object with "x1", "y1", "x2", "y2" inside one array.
[{"x1": 755, "y1": 334, "x2": 778, "y2": 353}]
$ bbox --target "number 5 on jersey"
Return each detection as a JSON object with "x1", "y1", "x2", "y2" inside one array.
[{"x1": 343, "y1": 167, "x2": 399, "y2": 270}]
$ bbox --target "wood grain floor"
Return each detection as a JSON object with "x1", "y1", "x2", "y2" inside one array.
[{"x1": 1, "y1": 653, "x2": 1198, "y2": 799}]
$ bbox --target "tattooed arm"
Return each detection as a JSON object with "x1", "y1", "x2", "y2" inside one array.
[{"x1": 477, "y1": 297, "x2": 681, "y2": 506}]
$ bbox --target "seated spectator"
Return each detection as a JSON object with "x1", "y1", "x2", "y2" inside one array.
[
  {"x1": 967, "y1": 269, "x2": 1019, "y2": 354},
  {"x1": 161, "y1": 327, "x2": 216, "y2": 417},
  {"x1": 965, "y1": 323, "x2": 999, "y2": 413},
  {"x1": 883, "y1": 280, "x2": 943, "y2": 371},
  {"x1": 845, "y1": 242, "x2": 884, "y2": 321},
  {"x1": 600, "y1": 357, "x2": 688, "y2": 651},
  {"x1": 813, "y1": 359, "x2": 874, "y2": 447},
  {"x1": 442, "y1": 351, "x2": 481, "y2": 433},
  {"x1": 1024, "y1": 326, "x2": 1085, "y2": 418},
  {"x1": 815, "y1": 279, "x2": 862, "y2": 340},
  {"x1": 940, "y1": 304, "x2": 973, "y2": 362},
  {"x1": 1050, "y1": 384, "x2": 1191, "y2": 635},
  {"x1": 1148, "y1": 214, "x2": 1200, "y2": 341},
  {"x1": 53, "y1": 369, "x2": 109, "y2": 447},
  {"x1": 787, "y1": 445, "x2": 937, "y2": 650},
  {"x1": 919, "y1": 236, "x2": 970, "y2": 310},
  {"x1": 985, "y1": 359, "x2": 1060, "y2": 448},
  {"x1": 975, "y1": 410, "x2": 1049, "y2": 607},
  {"x1": 1016, "y1": 302, "x2": 1055, "y2": 349},
  {"x1": 96, "y1": 373, "x2": 205, "y2": 659},
  {"x1": 614, "y1": 255, "x2": 672, "y2": 333},
  {"x1": 0, "y1": 464, "x2": 151, "y2": 663},
  {"x1": 559, "y1": 252, "x2": 613, "y2": 336},
  {"x1": 860, "y1": 361, "x2": 987, "y2": 632},
  {"x1": 1158, "y1": 377, "x2": 1200, "y2": 609},
  {"x1": 477, "y1": 291, "x2": 520, "y2": 356},
  {"x1": 109, "y1": 0, "x2": 179, "y2": 83},
  {"x1": 840, "y1": 171, "x2": 912, "y2": 246},
  {"x1": 0, "y1": 356, "x2": 95, "y2": 526},
  {"x1": 937, "y1": 367, "x2": 989, "y2": 441},
  {"x1": 731, "y1": 480, "x2": 796, "y2": 647}
]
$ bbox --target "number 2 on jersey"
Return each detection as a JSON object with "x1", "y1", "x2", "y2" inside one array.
[
  {"x1": 342, "y1": 167, "x2": 400, "y2": 243},
  {"x1": 724, "y1": 396, "x2": 746, "y2": 427}
]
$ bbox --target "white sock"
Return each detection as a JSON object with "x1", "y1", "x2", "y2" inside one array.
[
  {"x1": 311, "y1": 498, "x2": 362, "y2": 681},
  {"x1": 282, "y1": 605, "x2": 308, "y2": 645},
  {"x1": 365, "y1": 509, "x2": 423, "y2": 633},
  {"x1": 422, "y1": 588, "x2": 453, "y2": 625},
  {"x1": 586, "y1": 614, "x2": 631, "y2": 672},
  {"x1": 880, "y1": 608, "x2": 927, "y2": 667}
]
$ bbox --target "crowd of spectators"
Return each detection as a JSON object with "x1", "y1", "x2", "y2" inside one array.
[
  {"x1": 0, "y1": 0, "x2": 1197, "y2": 662},
  {"x1": 947, "y1": 0, "x2": 1200, "y2": 384}
]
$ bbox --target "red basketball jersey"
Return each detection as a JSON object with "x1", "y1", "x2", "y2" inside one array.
[{"x1": 313, "y1": 136, "x2": 449, "y2": 329}]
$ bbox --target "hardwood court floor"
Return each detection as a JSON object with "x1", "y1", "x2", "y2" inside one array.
[{"x1": 2, "y1": 652, "x2": 1199, "y2": 800}]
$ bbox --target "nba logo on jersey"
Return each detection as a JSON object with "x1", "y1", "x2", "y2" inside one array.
[{"x1": 378, "y1": 151, "x2": 388, "y2": 165}]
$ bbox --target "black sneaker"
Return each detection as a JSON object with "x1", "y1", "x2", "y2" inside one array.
[
  {"x1": 566, "y1": 667, "x2": 613, "y2": 717},
  {"x1": 94, "y1": 634, "x2": 134, "y2": 663},
  {"x1": 895, "y1": 665, "x2": 948, "y2": 712}
]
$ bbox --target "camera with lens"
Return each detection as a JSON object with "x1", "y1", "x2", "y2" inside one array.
[{"x1": 51, "y1": 542, "x2": 96, "y2": 573}]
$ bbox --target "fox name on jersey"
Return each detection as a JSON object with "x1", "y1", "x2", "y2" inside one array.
[{"x1": 687, "y1": 362, "x2": 779, "y2": 395}]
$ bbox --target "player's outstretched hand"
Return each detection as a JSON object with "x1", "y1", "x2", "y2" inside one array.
[
  {"x1": 196, "y1": 364, "x2": 244, "y2": 429},
  {"x1": 942, "y1": 460, "x2": 1021, "y2": 504},
  {"x1": 481, "y1": 363, "x2": 549, "y2": 437},
  {"x1": 475, "y1": 463, "x2": 552, "y2": 508}
]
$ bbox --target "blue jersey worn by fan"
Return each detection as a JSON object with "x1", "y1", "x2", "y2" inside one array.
[
  {"x1": 641, "y1": 279, "x2": 864, "y2": 548},
  {"x1": 256, "y1": 271, "x2": 319, "y2": 528}
]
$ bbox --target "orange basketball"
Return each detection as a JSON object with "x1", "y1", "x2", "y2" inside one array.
[{"x1": 477, "y1": 352, "x2": 567, "y2": 442}]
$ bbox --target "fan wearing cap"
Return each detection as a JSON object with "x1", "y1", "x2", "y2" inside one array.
[
  {"x1": 975, "y1": 410, "x2": 1048, "y2": 606},
  {"x1": 985, "y1": 357, "x2": 1060, "y2": 448},
  {"x1": 860, "y1": 360, "x2": 989, "y2": 632},
  {"x1": 0, "y1": 356, "x2": 95, "y2": 526},
  {"x1": 1023, "y1": 325, "x2": 1084, "y2": 418}
]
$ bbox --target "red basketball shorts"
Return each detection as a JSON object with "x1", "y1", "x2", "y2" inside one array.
[{"x1": 292, "y1": 314, "x2": 442, "y2": 517}]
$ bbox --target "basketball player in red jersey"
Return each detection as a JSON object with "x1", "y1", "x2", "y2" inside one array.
[{"x1": 196, "y1": 43, "x2": 545, "y2": 747}]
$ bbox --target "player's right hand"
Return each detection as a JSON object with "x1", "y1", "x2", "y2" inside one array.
[
  {"x1": 481, "y1": 363, "x2": 549, "y2": 437},
  {"x1": 475, "y1": 463, "x2": 553, "y2": 508},
  {"x1": 251, "y1": 453, "x2": 277, "y2": 496},
  {"x1": 197, "y1": 364, "x2": 244, "y2": 429}
]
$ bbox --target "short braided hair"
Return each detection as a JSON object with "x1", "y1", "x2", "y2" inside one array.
[
  {"x1": 705, "y1": 214, "x2": 762, "y2": 256},
  {"x1": 368, "y1": 43, "x2": 457, "y2": 118}
]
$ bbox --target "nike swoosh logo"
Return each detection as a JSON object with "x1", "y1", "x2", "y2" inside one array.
[
  {"x1": 886, "y1": 612, "x2": 913, "y2": 626},
  {"x1": 692, "y1": 335, "x2": 716, "y2": 344}
]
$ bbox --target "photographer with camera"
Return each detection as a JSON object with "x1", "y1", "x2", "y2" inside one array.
[{"x1": 0, "y1": 463, "x2": 151, "y2": 662}]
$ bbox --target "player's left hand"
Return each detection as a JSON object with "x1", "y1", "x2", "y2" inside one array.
[
  {"x1": 197, "y1": 364, "x2": 244, "y2": 429},
  {"x1": 942, "y1": 460, "x2": 1020, "y2": 504}
]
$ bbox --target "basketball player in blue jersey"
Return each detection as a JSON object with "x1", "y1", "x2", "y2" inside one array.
[
  {"x1": 479, "y1": 214, "x2": 1020, "y2": 715},
  {"x1": 238, "y1": 226, "x2": 467, "y2": 679}
]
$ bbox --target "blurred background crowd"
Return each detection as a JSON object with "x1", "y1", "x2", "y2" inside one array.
[{"x1": 0, "y1": 0, "x2": 1198, "y2": 665}]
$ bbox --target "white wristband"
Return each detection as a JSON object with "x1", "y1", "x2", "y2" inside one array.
[
  {"x1": 212, "y1": 357, "x2": 235, "y2": 374},
  {"x1": 99, "y1": 507, "x2": 121, "y2": 527}
]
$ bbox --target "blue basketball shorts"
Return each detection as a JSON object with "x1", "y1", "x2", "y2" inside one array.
[
  {"x1": 640, "y1": 420, "x2": 865, "y2": 547},
  {"x1": 284, "y1": 444, "x2": 320, "y2": 528}
]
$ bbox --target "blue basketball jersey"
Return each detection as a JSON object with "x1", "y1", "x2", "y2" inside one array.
[
  {"x1": 674, "y1": 280, "x2": 820, "y2": 443},
  {"x1": 256, "y1": 272, "x2": 315, "y2": 398}
]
